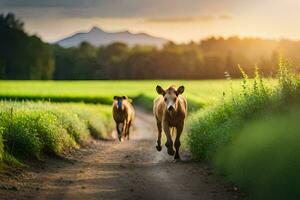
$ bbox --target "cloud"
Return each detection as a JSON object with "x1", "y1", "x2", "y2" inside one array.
[
  {"x1": 0, "y1": 0, "x2": 91, "y2": 8},
  {"x1": 146, "y1": 15, "x2": 233, "y2": 23},
  {"x1": 0, "y1": 0, "x2": 234, "y2": 18},
  {"x1": 219, "y1": 15, "x2": 233, "y2": 20}
]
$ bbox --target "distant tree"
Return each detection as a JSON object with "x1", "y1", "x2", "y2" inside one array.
[
  {"x1": 0, "y1": 13, "x2": 24, "y2": 30},
  {"x1": 0, "y1": 55, "x2": 4, "y2": 78},
  {"x1": 95, "y1": 42, "x2": 129, "y2": 79},
  {"x1": 0, "y1": 13, "x2": 54, "y2": 79},
  {"x1": 51, "y1": 33, "x2": 300, "y2": 79},
  {"x1": 72, "y1": 42, "x2": 97, "y2": 79},
  {"x1": 2, "y1": 13, "x2": 300, "y2": 80}
]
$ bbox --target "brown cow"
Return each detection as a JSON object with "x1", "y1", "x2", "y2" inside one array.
[
  {"x1": 153, "y1": 85, "x2": 187, "y2": 160},
  {"x1": 113, "y1": 96, "x2": 135, "y2": 141}
]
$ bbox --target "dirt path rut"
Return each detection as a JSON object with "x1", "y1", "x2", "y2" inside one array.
[{"x1": 0, "y1": 109, "x2": 238, "y2": 200}]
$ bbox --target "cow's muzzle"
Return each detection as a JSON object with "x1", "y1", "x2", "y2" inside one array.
[{"x1": 168, "y1": 106, "x2": 174, "y2": 111}]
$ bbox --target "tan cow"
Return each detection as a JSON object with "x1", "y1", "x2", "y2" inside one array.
[
  {"x1": 153, "y1": 85, "x2": 187, "y2": 160},
  {"x1": 113, "y1": 96, "x2": 135, "y2": 141}
]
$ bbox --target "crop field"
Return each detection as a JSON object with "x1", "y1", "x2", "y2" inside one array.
[{"x1": 0, "y1": 80, "x2": 246, "y2": 106}]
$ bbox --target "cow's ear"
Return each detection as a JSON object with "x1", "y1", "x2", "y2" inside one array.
[
  {"x1": 177, "y1": 86, "x2": 185, "y2": 95},
  {"x1": 113, "y1": 96, "x2": 117, "y2": 100},
  {"x1": 122, "y1": 96, "x2": 127, "y2": 100},
  {"x1": 156, "y1": 85, "x2": 165, "y2": 95}
]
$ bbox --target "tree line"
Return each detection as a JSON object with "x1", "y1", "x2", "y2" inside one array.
[
  {"x1": 1, "y1": 13, "x2": 300, "y2": 80},
  {"x1": 0, "y1": 13, "x2": 54, "y2": 79}
]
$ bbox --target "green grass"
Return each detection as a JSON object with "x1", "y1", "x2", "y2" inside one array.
[
  {"x1": 187, "y1": 63, "x2": 298, "y2": 161},
  {"x1": 0, "y1": 101, "x2": 113, "y2": 163},
  {"x1": 215, "y1": 108, "x2": 300, "y2": 200},
  {"x1": 0, "y1": 80, "x2": 255, "y2": 111},
  {"x1": 186, "y1": 59, "x2": 300, "y2": 199}
]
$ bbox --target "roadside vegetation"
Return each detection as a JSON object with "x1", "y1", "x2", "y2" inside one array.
[
  {"x1": 0, "y1": 102, "x2": 113, "y2": 165},
  {"x1": 186, "y1": 58, "x2": 300, "y2": 199}
]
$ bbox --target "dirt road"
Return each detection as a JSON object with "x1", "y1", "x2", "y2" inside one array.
[{"x1": 0, "y1": 109, "x2": 239, "y2": 200}]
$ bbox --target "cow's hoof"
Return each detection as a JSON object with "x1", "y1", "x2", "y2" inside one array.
[
  {"x1": 174, "y1": 155, "x2": 181, "y2": 160},
  {"x1": 167, "y1": 147, "x2": 175, "y2": 156},
  {"x1": 172, "y1": 158, "x2": 181, "y2": 163},
  {"x1": 156, "y1": 145, "x2": 162, "y2": 151},
  {"x1": 165, "y1": 143, "x2": 175, "y2": 156}
]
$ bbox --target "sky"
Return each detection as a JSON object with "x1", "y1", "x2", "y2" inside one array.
[{"x1": 0, "y1": 0, "x2": 300, "y2": 43}]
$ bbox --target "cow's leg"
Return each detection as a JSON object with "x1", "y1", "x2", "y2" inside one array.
[
  {"x1": 156, "y1": 121, "x2": 162, "y2": 151},
  {"x1": 126, "y1": 121, "x2": 131, "y2": 140},
  {"x1": 174, "y1": 123, "x2": 183, "y2": 160},
  {"x1": 121, "y1": 122, "x2": 127, "y2": 141},
  {"x1": 116, "y1": 123, "x2": 122, "y2": 141},
  {"x1": 163, "y1": 124, "x2": 175, "y2": 156}
]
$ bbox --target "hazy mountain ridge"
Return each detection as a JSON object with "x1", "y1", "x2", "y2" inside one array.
[{"x1": 57, "y1": 27, "x2": 168, "y2": 47}]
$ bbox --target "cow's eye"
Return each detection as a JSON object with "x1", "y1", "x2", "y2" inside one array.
[
  {"x1": 174, "y1": 97, "x2": 176, "y2": 101},
  {"x1": 164, "y1": 97, "x2": 167, "y2": 102}
]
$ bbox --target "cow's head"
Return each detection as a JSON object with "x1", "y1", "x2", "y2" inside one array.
[
  {"x1": 113, "y1": 96, "x2": 127, "y2": 110},
  {"x1": 156, "y1": 85, "x2": 185, "y2": 112}
]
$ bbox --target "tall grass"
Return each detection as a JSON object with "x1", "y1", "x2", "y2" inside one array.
[
  {"x1": 216, "y1": 109, "x2": 300, "y2": 200},
  {"x1": 0, "y1": 128, "x2": 3, "y2": 162},
  {"x1": 187, "y1": 59, "x2": 298, "y2": 160},
  {"x1": 0, "y1": 101, "x2": 113, "y2": 163},
  {"x1": 186, "y1": 58, "x2": 300, "y2": 199}
]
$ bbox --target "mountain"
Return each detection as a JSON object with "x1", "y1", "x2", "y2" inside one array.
[{"x1": 56, "y1": 27, "x2": 168, "y2": 48}]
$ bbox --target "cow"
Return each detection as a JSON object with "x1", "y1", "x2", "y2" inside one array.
[
  {"x1": 153, "y1": 85, "x2": 187, "y2": 160},
  {"x1": 112, "y1": 96, "x2": 135, "y2": 141}
]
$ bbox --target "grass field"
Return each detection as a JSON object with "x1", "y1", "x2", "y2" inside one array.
[{"x1": 0, "y1": 80, "x2": 246, "y2": 108}]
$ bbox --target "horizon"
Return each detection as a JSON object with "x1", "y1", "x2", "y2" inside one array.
[
  {"x1": 1, "y1": 0, "x2": 300, "y2": 43},
  {"x1": 57, "y1": 25, "x2": 300, "y2": 45}
]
